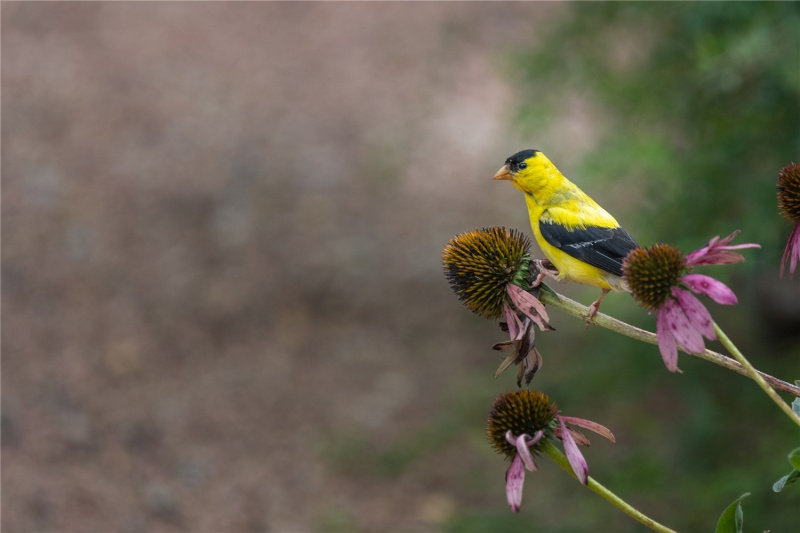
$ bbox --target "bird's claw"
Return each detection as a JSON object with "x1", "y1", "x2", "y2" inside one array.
[
  {"x1": 582, "y1": 303, "x2": 600, "y2": 328},
  {"x1": 583, "y1": 288, "x2": 609, "y2": 327}
]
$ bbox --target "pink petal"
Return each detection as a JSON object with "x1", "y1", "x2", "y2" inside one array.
[
  {"x1": 721, "y1": 242, "x2": 761, "y2": 251},
  {"x1": 671, "y1": 288, "x2": 715, "y2": 341},
  {"x1": 507, "y1": 284, "x2": 553, "y2": 331},
  {"x1": 780, "y1": 224, "x2": 800, "y2": 279},
  {"x1": 515, "y1": 434, "x2": 537, "y2": 472},
  {"x1": 716, "y1": 230, "x2": 741, "y2": 246},
  {"x1": 682, "y1": 274, "x2": 738, "y2": 305},
  {"x1": 684, "y1": 243, "x2": 716, "y2": 266},
  {"x1": 505, "y1": 430, "x2": 516, "y2": 446},
  {"x1": 503, "y1": 303, "x2": 521, "y2": 341},
  {"x1": 559, "y1": 416, "x2": 588, "y2": 485},
  {"x1": 554, "y1": 426, "x2": 589, "y2": 446},
  {"x1": 567, "y1": 428, "x2": 590, "y2": 446},
  {"x1": 664, "y1": 299, "x2": 706, "y2": 354},
  {"x1": 505, "y1": 455, "x2": 525, "y2": 513},
  {"x1": 656, "y1": 306, "x2": 680, "y2": 372},
  {"x1": 687, "y1": 250, "x2": 745, "y2": 265},
  {"x1": 685, "y1": 230, "x2": 761, "y2": 266},
  {"x1": 559, "y1": 416, "x2": 616, "y2": 443}
]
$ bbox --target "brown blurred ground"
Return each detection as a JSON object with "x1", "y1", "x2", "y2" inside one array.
[{"x1": 0, "y1": 3, "x2": 589, "y2": 532}]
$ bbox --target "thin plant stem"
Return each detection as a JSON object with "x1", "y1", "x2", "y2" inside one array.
[
  {"x1": 537, "y1": 286, "x2": 800, "y2": 399},
  {"x1": 713, "y1": 322, "x2": 800, "y2": 427},
  {"x1": 538, "y1": 440, "x2": 677, "y2": 533}
]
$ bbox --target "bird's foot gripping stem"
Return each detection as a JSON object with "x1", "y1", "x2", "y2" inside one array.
[{"x1": 584, "y1": 288, "x2": 610, "y2": 326}]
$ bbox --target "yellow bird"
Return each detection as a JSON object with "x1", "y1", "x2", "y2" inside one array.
[{"x1": 493, "y1": 149, "x2": 639, "y2": 318}]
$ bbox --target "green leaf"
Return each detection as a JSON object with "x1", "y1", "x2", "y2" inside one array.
[
  {"x1": 789, "y1": 447, "x2": 800, "y2": 471},
  {"x1": 772, "y1": 470, "x2": 800, "y2": 492},
  {"x1": 715, "y1": 493, "x2": 750, "y2": 533}
]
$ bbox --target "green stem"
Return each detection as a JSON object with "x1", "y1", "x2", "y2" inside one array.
[
  {"x1": 538, "y1": 440, "x2": 677, "y2": 533},
  {"x1": 537, "y1": 286, "x2": 800, "y2": 399},
  {"x1": 713, "y1": 322, "x2": 800, "y2": 427}
]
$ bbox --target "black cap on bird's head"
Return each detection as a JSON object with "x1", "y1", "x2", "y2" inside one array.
[
  {"x1": 506, "y1": 149, "x2": 540, "y2": 170},
  {"x1": 493, "y1": 149, "x2": 540, "y2": 181}
]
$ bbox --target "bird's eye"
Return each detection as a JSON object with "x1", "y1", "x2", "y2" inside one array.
[{"x1": 518, "y1": 162, "x2": 528, "y2": 170}]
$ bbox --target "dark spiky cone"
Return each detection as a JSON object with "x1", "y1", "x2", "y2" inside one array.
[
  {"x1": 623, "y1": 244, "x2": 686, "y2": 309},
  {"x1": 487, "y1": 390, "x2": 558, "y2": 459},
  {"x1": 442, "y1": 227, "x2": 532, "y2": 319},
  {"x1": 778, "y1": 163, "x2": 800, "y2": 223}
]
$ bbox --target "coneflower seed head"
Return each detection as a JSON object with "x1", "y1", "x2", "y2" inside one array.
[
  {"x1": 487, "y1": 390, "x2": 558, "y2": 458},
  {"x1": 778, "y1": 163, "x2": 800, "y2": 224},
  {"x1": 623, "y1": 244, "x2": 686, "y2": 309},
  {"x1": 442, "y1": 227, "x2": 532, "y2": 319}
]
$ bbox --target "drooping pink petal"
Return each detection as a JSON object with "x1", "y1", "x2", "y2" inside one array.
[
  {"x1": 507, "y1": 284, "x2": 553, "y2": 331},
  {"x1": 528, "y1": 430, "x2": 545, "y2": 447},
  {"x1": 554, "y1": 425, "x2": 589, "y2": 446},
  {"x1": 685, "y1": 230, "x2": 761, "y2": 266},
  {"x1": 559, "y1": 416, "x2": 616, "y2": 443},
  {"x1": 656, "y1": 306, "x2": 680, "y2": 373},
  {"x1": 682, "y1": 274, "x2": 738, "y2": 305},
  {"x1": 505, "y1": 454, "x2": 525, "y2": 513},
  {"x1": 663, "y1": 299, "x2": 705, "y2": 354},
  {"x1": 567, "y1": 428, "x2": 590, "y2": 446},
  {"x1": 514, "y1": 433, "x2": 538, "y2": 472},
  {"x1": 505, "y1": 430, "x2": 516, "y2": 446},
  {"x1": 506, "y1": 431, "x2": 543, "y2": 463},
  {"x1": 503, "y1": 303, "x2": 521, "y2": 341},
  {"x1": 558, "y1": 416, "x2": 588, "y2": 485},
  {"x1": 780, "y1": 224, "x2": 800, "y2": 279},
  {"x1": 671, "y1": 287, "x2": 715, "y2": 341}
]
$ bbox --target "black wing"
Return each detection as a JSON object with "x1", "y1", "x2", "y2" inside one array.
[{"x1": 539, "y1": 221, "x2": 638, "y2": 277}]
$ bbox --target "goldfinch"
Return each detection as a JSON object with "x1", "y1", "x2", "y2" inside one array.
[{"x1": 493, "y1": 149, "x2": 639, "y2": 318}]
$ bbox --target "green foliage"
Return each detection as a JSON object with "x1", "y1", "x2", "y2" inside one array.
[
  {"x1": 772, "y1": 469, "x2": 800, "y2": 493},
  {"x1": 715, "y1": 493, "x2": 749, "y2": 533},
  {"x1": 790, "y1": 447, "x2": 800, "y2": 471},
  {"x1": 772, "y1": 447, "x2": 800, "y2": 493},
  {"x1": 513, "y1": 2, "x2": 800, "y2": 252}
]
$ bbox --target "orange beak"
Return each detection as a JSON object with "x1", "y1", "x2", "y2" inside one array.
[{"x1": 492, "y1": 164, "x2": 513, "y2": 181}]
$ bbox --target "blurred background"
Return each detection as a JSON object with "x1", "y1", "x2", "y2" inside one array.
[{"x1": 3, "y1": 3, "x2": 799, "y2": 532}]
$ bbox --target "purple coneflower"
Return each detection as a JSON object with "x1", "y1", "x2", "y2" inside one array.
[
  {"x1": 442, "y1": 227, "x2": 553, "y2": 384},
  {"x1": 623, "y1": 231, "x2": 760, "y2": 372},
  {"x1": 777, "y1": 163, "x2": 800, "y2": 279},
  {"x1": 486, "y1": 389, "x2": 615, "y2": 513}
]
